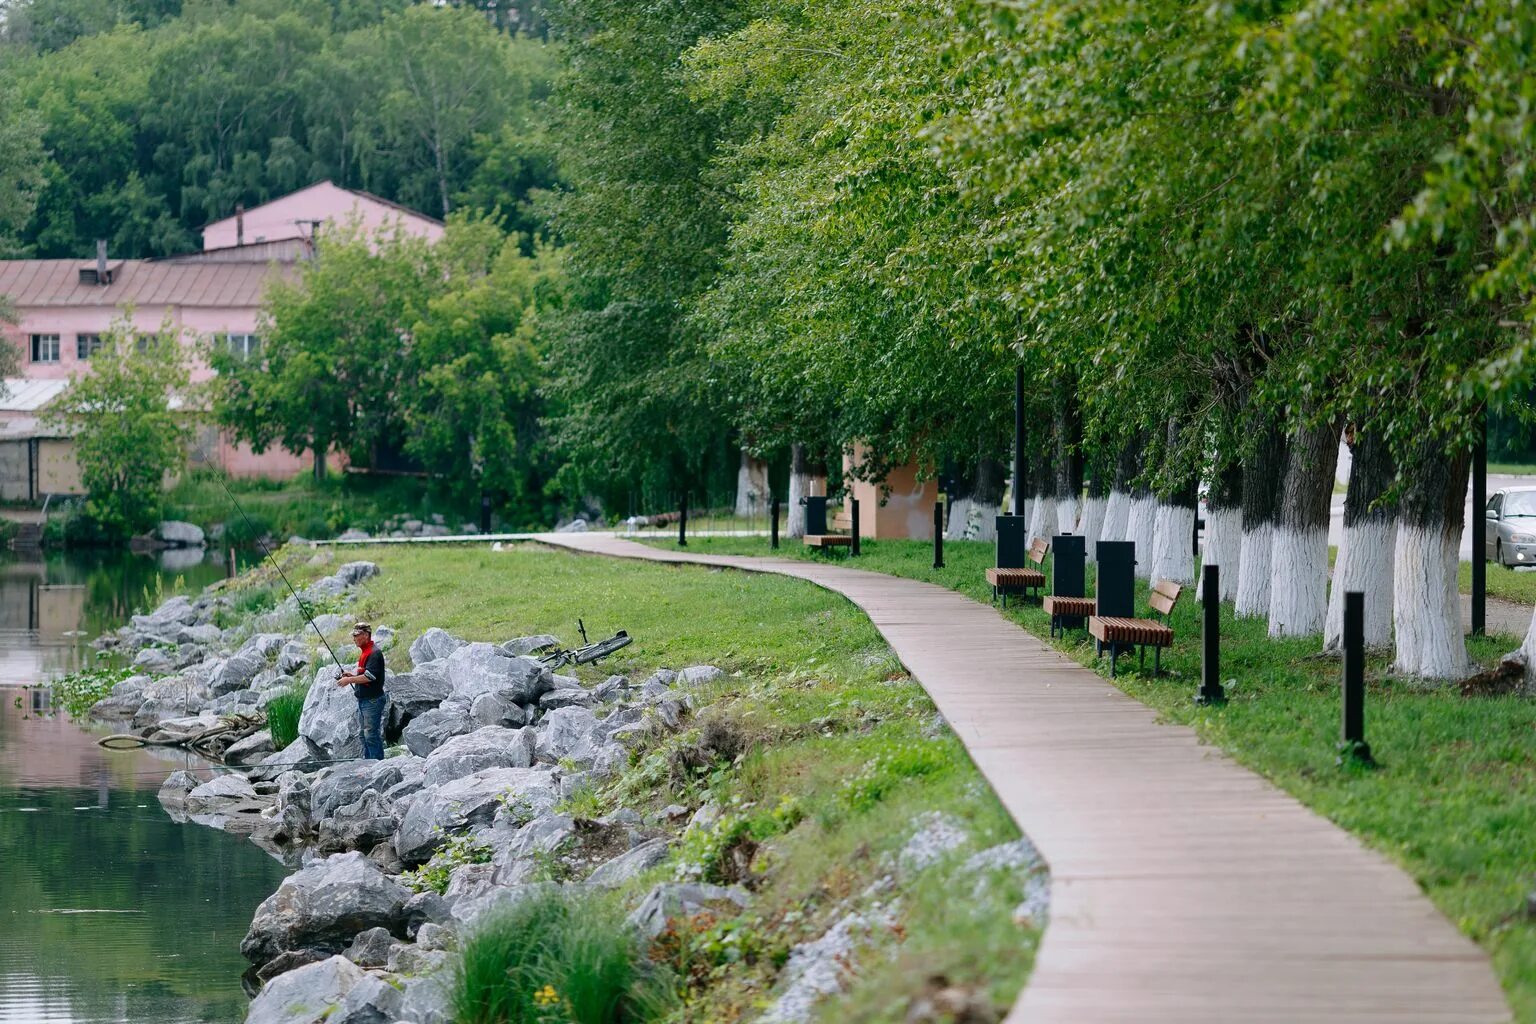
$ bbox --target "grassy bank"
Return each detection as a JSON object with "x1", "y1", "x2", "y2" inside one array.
[
  {"x1": 328, "y1": 543, "x2": 1041, "y2": 1023},
  {"x1": 642, "y1": 535, "x2": 1536, "y2": 1021}
]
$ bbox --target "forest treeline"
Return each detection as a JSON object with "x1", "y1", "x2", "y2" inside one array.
[{"x1": 7, "y1": 0, "x2": 1536, "y2": 679}]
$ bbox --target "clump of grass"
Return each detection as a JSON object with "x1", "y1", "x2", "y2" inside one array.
[
  {"x1": 52, "y1": 663, "x2": 135, "y2": 718},
  {"x1": 213, "y1": 583, "x2": 281, "y2": 628},
  {"x1": 452, "y1": 888, "x2": 677, "y2": 1024},
  {"x1": 264, "y1": 683, "x2": 309, "y2": 750}
]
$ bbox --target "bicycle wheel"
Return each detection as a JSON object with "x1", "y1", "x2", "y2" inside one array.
[
  {"x1": 575, "y1": 631, "x2": 632, "y2": 665},
  {"x1": 538, "y1": 649, "x2": 574, "y2": 670}
]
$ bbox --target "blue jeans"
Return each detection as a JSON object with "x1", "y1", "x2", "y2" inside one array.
[{"x1": 355, "y1": 695, "x2": 386, "y2": 760}]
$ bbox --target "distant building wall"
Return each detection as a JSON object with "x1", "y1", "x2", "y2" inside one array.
[
  {"x1": 0, "y1": 441, "x2": 28, "y2": 500},
  {"x1": 37, "y1": 439, "x2": 84, "y2": 495},
  {"x1": 843, "y1": 444, "x2": 938, "y2": 540},
  {"x1": 203, "y1": 181, "x2": 444, "y2": 250}
]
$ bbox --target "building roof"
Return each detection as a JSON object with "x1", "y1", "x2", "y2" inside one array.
[
  {"x1": 0, "y1": 259, "x2": 292, "y2": 308},
  {"x1": 202, "y1": 180, "x2": 444, "y2": 233},
  {"x1": 0, "y1": 378, "x2": 69, "y2": 412}
]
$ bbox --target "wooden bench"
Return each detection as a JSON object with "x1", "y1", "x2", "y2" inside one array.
[
  {"x1": 1089, "y1": 579, "x2": 1182, "y2": 677},
  {"x1": 804, "y1": 506, "x2": 853, "y2": 552},
  {"x1": 1043, "y1": 595, "x2": 1097, "y2": 637},
  {"x1": 986, "y1": 536, "x2": 1048, "y2": 606}
]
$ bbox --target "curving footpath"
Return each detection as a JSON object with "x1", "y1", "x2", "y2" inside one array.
[{"x1": 536, "y1": 533, "x2": 1511, "y2": 1024}]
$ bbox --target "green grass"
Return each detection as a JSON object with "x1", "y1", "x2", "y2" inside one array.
[
  {"x1": 641, "y1": 534, "x2": 1536, "y2": 1023},
  {"x1": 1462, "y1": 559, "x2": 1536, "y2": 607},
  {"x1": 263, "y1": 685, "x2": 308, "y2": 751},
  {"x1": 337, "y1": 543, "x2": 1041, "y2": 1022},
  {"x1": 1489, "y1": 463, "x2": 1536, "y2": 477},
  {"x1": 453, "y1": 887, "x2": 676, "y2": 1024}
]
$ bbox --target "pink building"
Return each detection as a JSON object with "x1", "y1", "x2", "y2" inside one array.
[{"x1": 0, "y1": 182, "x2": 442, "y2": 494}]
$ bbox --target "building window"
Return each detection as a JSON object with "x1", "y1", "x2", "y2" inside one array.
[
  {"x1": 77, "y1": 333, "x2": 104, "y2": 360},
  {"x1": 29, "y1": 334, "x2": 60, "y2": 363},
  {"x1": 222, "y1": 333, "x2": 261, "y2": 361}
]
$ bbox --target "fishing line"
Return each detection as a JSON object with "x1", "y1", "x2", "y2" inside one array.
[{"x1": 187, "y1": 436, "x2": 344, "y2": 668}]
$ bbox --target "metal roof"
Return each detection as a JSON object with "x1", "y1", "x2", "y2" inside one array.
[
  {"x1": 0, "y1": 259, "x2": 294, "y2": 308},
  {"x1": 0, "y1": 378, "x2": 70, "y2": 412}
]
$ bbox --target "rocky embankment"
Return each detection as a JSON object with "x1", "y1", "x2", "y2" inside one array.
[{"x1": 90, "y1": 552, "x2": 1047, "y2": 1024}]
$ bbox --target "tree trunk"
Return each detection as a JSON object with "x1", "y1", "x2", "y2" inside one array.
[
  {"x1": 1199, "y1": 458, "x2": 1243, "y2": 601},
  {"x1": 1151, "y1": 417, "x2": 1198, "y2": 585},
  {"x1": 787, "y1": 443, "x2": 809, "y2": 538},
  {"x1": 1267, "y1": 416, "x2": 1341, "y2": 637},
  {"x1": 313, "y1": 442, "x2": 326, "y2": 483},
  {"x1": 1053, "y1": 390, "x2": 1083, "y2": 534},
  {"x1": 734, "y1": 450, "x2": 770, "y2": 519},
  {"x1": 1235, "y1": 415, "x2": 1287, "y2": 618},
  {"x1": 1324, "y1": 429, "x2": 1397, "y2": 651},
  {"x1": 1079, "y1": 455, "x2": 1110, "y2": 561},
  {"x1": 950, "y1": 456, "x2": 1004, "y2": 542},
  {"x1": 1027, "y1": 436, "x2": 1056, "y2": 541},
  {"x1": 1101, "y1": 435, "x2": 1140, "y2": 545},
  {"x1": 1392, "y1": 437, "x2": 1470, "y2": 679}
]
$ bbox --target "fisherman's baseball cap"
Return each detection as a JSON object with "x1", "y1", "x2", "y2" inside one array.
[{"x1": 351, "y1": 622, "x2": 371, "y2": 634}]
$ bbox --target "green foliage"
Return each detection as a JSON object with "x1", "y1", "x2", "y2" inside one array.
[
  {"x1": 45, "y1": 318, "x2": 189, "y2": 540},
  {"x1": 403, "y1": 831, "x2": 493, "y2": 895},
  {"x1": 840, "y1": 740, "x2": 950, "y2": 814},
  {"x1": 263, "y1": 684, "x2": 308, "y2": 752},
  {"x1": 451, "y1": 887, "x2": 676, "y2": 1024},
  {"x1": 51, "y1": 663, "x2": 134, "y2": 718}
]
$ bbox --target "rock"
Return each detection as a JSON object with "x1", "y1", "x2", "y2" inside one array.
[
  {"x1": 89, "y1": 685, "x2": 149, "y2": 720},
  {"x1": 157, "y1": 770, "x2": 201, "y2": 812},
  {"x1": 225, "y1": 729, "x2": 275, "y2": 765},
  {"x1": 587, "y1": 837, "x2": 671, "y2": 887},
  {"x1": 592, "y1": 676, "x2": 626, "y2": 703},
  {"x1": 539, "y1": 687, "x2": 595, "y2": 711},
  {"x1": 679, "y1": 665, "x2": 724, "y2": 688},
  {"x1": 157, "y1": 520, "x2": 206, "y2": 547},
  {"x1": 399, "y1": 969, "x2": 454, "y2": 1024},
  {"x1": 556, "y1": 518, "x2": 589, "y2": 533},
  {"x1": 898, "y1": 813, "x2": 970, "y2": 873},
  {"x1": 245, "y1": 955, "x2": 364, "y2": 1024},
  {"x1": 185, "y1": 773, "x2": 259, "y2": 814},
  {"x1": 334, "y1": 972, "x2": 406, "y2": 1024},
  {"x1": 445, "y1": 643, "x2": 551, "y2": 705},
  {"x1": 129, "y1": 595, "x2": 199, "y2": 640},
  {"x1": 499, "y1": 634, "x2": 559, "y2": 656},
  {"x1": 253, "y1": 947, "x2": 331, "y2": 985},
  {"x1": 310, "y1": 762, "x2": 381, "y2": 822},
  {"x1": 489, "y1": 813, "x2": 575, "y2": 885},
  {"x1": 211, "y1": 647, "x2": 267, "y2": 697},
  {"x1": 758, "y1": 906, "x2": 898, "y2": 1023},
  {"x1": 450, "y1": 881, "x2": 562, "y2": 929},
  {"x1": 276, "y1": 640, "x2": 310, "y2": 675},
  {"x1": 394, "y1": 767, "x2": 559, "y2": 864},
  {"x1": 312, "y1": 613, "x2": 347, "y2": 634},
  {"x1": 299, "y1": 670, "x2": 363, "y2": 760},
  {"x1": 470, "y1": 691, "x2": 528, "y2": 729},
  {"x1": 590, "y1": 742, "x2": 628, "y2": 779},
  {"x1": 402, "y1": 705, "x2": 473, "y2": 757},
  {"x1": 409, "y1": 627, "x2": 466, "y2": 666},
  {"x1": 335, "y1": 561, "x2": 381, "y2": 587},
  {"x1": 422, "y1": 726, "x2": 535, "y2": 787},
  {"x1": 639, "y1": 669, "x2": 677, "y2": 690},
  {"x1": 343, "y1": 926, "x2": 401, "y2": 968},
  {"x1": 652, "y1": 695, "x2": 689, "y2": 731},
  {"x1": 534, "y1": 706, "x2": 602, "y2": 767},
  {"x1": 626, "y1": 882, "x2": 749, "y2": 940},
  {"x1": 416, "y1": 922, "x2": 453, "y2": 951},
  {"x1": 902, "y1": 976, "x2": 1002, "y2": 1024},
  {"x1": 181, "y1": 622, "x2": 224, "y2": 647},
  {"x1": 241, "y1": 852, "x2": 412, "y2": 968},
  {"x1": 388, "y1": 663, "x2": 453, "y2": 717},
  {"x1": 402, "y1": 891, "x2": 453, "y2": 937},
  {"x1": 444, "y1": 862, "x2": 498, "y2": 902},
  {"x1": 249, "y1": 738, "x2": 327, "y2": 783},
  {"x1": 276, "y1": 770, "x2": 313, "y2": 837},
  {"x1": 132, "y1": 646, "x2": 175, "y2": 673},
  {"x1": 337, "y1": 528, "x2": 371, "y2": 542}
]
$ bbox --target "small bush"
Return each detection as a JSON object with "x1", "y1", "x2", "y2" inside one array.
[
  {"x1": 52, "y1": 664, "x2": 135, "y2": 718},
  {"x1": 265, "y1": 684, "x2": 309, "y2": 750},
  {"x1": 222, "y1": 510, "x2": 273, "y2": 548},
  {"x1": 403, "y1": 832, "x2": 493, "y2": 895},
  {"x1": 452, "y1": 888, "x2": 676, "y2": 1024}
]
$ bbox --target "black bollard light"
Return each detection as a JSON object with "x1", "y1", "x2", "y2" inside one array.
[
  {"x1": 1195, "y1": 564, "x2": 1226, "y2": 706},
  {"x1": 1339, "y1": 590, "x2": 1376, "y2": 767},
  {"x1": 851, "y1": 498, "x2": 861, "y2": 556},
  {"x1": 933, "y1": 501, "x2": 945, "y2": 569},
  {"x1": 771, "y1": 495, "x2": 780, "y2": 550},
  {"x1": 678, "y1": 492, "x2": 688, "y2": 548}
]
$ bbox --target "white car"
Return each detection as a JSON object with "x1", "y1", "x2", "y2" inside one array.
[{"x1": 1484, "y1": 487, "x2": 1536, "y2": 568}]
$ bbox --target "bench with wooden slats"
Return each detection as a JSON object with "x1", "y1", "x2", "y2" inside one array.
[
  {"x1": 1088, "y1": 579, "x2": 1182, "y2": 677},
  {"x1": 804, "y1": 505, "x2": 853, "y2": 552},
  {"x1": 1043, "y1": 595, "x2": 1097, "y2": 637},
  {"x1": 986, "y1": 536, "x2": 1049, "y2": 606}
]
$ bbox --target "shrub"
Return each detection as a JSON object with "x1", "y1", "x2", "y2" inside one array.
[
  {"x1": 265, "y1": 684, "x2": 309, "y2": 750},
  {"x1": 451, "y1": 888, "x2": 676, "y2": 1024},
  {"x1": 52, "y1": 663, "x2": 135, "y2": 718},
  {"x1": 403, "y1": 832, "x2": 493, "y2": 895}
]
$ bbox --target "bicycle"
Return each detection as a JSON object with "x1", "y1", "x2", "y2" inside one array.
[{"x1": 538, "y1": 619, "x2": 632, "y2": 670}]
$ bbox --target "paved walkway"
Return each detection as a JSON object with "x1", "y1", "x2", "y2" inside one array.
[{"x1": 538, "y1": 533, "x2": 1510, "y2": 1024}]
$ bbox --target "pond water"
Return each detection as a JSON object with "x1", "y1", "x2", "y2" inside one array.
[{"x1": 0, "y1": 549, "x2": 288, "y2": 1024}]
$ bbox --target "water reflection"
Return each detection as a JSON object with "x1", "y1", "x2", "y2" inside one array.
[{"x1": 0, "y1": 548, "x2": 285, "y2": 1024}]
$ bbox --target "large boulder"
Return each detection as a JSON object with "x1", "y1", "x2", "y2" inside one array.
[
  {"x1": 317, "y1": 790, "x2": 397, "y2": 854},
  {"x1": 489, "y1": 813, "x2": 575, "y2": 885},
  {"x1": 157, "y1": 521, "x2": 206, "y2": 547},
  {"x1": 334, "y1": 971, "x2": 406, "y2": 1024},
  {"x1": 298, "y1": 670, "x2": 363, "y2": 760},
  {"x1": 422, "y1": 726, "x2": 535, "y2": 787},
  {"x1": 627, "y1": 883, "x2": 750, "y2": 940},
  {"x1": 184, "y1": 773, "x2": 260, "y2": 815},
  {"x1": 499, "y1": 634, "x2": 559, "y2": 656},
  {"x1": 388, "y1": 662, "x2": 452, "y2": 717},
  {"x1": 336, "y1": 561, "x2": 381, "y2": 587},
  {"x1": 249, "y1": 737, "x2": 327, "y2": 783},
  {"x1": 401, "y1": 705, "x2": 473, "y2": 757},
  {"x1": 245, "y1": 954, "x2": 364, "y2": 1024},
  {"x1": 409, "y1": 627, "x2": 466, "y2": 666},
  {"x1": 132, "y1": 646, "x2": 175, "y2": 673},
  {"x1": 534, "y1": 706, "x2": 603, "y2": 768},
  {"x1": 587, "y1": 837, "x2": 671, "y2": 888},
  {"x1": 310, "y1": 762, "x2": 381, "y2": 823},
  {"x1": 129, "y1": 595, "x2": 199, "y2": 641},
  {"x1": 445, "y1": 643, "x2": 551, "y2": 705},
  {"x1": 241, "y1": 852, "x2": 411, "y2": 967},
  {"x1": 210, "y1": 647, "x2": 266, "y2": 696},
  {"x1": 394, "y1": 767, "x2": 559, "y2": 864},
  {"x1": 470, "y1": 691, "x2": 527, "y2": 729}
]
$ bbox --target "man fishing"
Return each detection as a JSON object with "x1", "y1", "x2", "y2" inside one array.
[{"x1": 335, "y1": 622, "x2": 387, "y2": 760}]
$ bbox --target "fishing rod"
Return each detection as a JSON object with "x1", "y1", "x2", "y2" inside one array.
[{"x1": 188, "y1": 439, "x2": 344, "y2": 669}]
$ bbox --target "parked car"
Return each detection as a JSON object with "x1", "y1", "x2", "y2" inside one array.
[{"x1": 1485, "y1": 487, "x2": 1536, "y2": 567}]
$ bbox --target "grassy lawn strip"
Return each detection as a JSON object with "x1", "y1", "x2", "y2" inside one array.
[
  {"x1": 326, "y1": 543, "x2": 1040, "y2": 1023},
  {"x1": 1461, "y1": 560, "x2": 1536, "y2": 609},
  {"x1": 642, "y1": 535, "x2": 1536, "y2": 1023}
]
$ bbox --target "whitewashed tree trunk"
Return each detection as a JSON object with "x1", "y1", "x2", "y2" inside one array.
[
  {"x1": 1235, "y1": 414, "x2": 1288, "y2": 619},
  {"x1": 1152, "y1": 504, "x2": 1196, "y2": 584},
  {"x1": 1078, "y1": 495, "x2": 1107, "y2": 559},
  {"x1": 1056, "y1": 497, "x2": 1081, "y2": 536},
  {"x1": 734, "y1": 451, "x2": 770, "y2": 519},
  {"x1": 1027, "y1": 496, "x2": 1056, "y2": 542},
  {"x1": 1324, "y1": 429, "x2": 1397, "y2": 652},
  {"x1": 1267, "y1": 418, "x2": 1340, "y2": 637},
  {"x1": 1393, "y1": 524, "x2": 1468, "y2": 679},
  {"x1": 787, "y1": 443, "x2": 809, "y2": 539},
  {"x1": 945, "y1": 496, "x2": 976, "y2": 541},
  {"x1": 1201, "y1": 507, "x2": 1243, "y2": 601},
  {"x1": 1101, "y1": 490, "x2": 1130, "y2": 543},
  {"x1": 1235, "y1": 524, "x2": 1274, "y2": 617},
  {"x1": 1125, "y1": 493, "x2": 1158, "y2": 580},
  {"x1": 1517, "y1": 608, "x2": 1536, "y2": 690}
]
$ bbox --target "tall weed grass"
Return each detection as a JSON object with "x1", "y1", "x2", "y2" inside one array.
[
  {"x1": 452, "y1": 888, "x2": 676, "y2": 1024},
  {"x1": 264, "y1": 684, "x2": 308, "y2": 750}
]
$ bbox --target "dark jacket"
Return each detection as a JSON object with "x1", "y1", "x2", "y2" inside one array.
[{"x1": 354, "y1": 646, "x2": 386, "y2": 701}]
